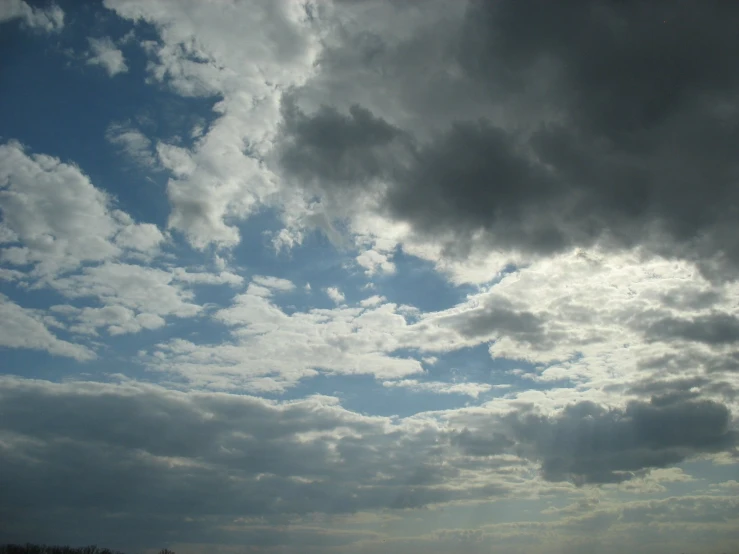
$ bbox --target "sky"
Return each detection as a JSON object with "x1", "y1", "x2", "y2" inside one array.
[{"x1": 1, "y1": 0, "x2": 739, "y2": 553}]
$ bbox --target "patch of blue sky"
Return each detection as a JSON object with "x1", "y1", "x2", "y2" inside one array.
[
  {"x1": 278, "y1": 373, "x2": 478, "y2": 417},
  {"x1": 0, "y1": 347, "x2": 82, "y2": 381},
  {"x1": 668, "y1": 459, "x2": 739, "y2": 490},
  {"x1": 372, "y1": 248, "x2": 478, "y2": 313},
  {"x1": 422, "y1": 344, "x2": 524, "y2": 383},
  {"x1": 0, "y1": 277, "x2": 70, "y2": 311},
  {"x1": 0, "y1": 3, "x2": 219, "y2": 228},
  {"x1": 230, "y1": 213, "x2": 374, "y2": 310}
]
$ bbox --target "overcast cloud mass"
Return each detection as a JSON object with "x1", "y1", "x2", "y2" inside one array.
[{"x1": 1, "y1": 1, "x2": 739, "y2": 553}]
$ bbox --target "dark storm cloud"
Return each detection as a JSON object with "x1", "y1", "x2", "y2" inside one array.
[
  {"x1": 279, "y1": 98, "x2": 404, "y2": 190},
  {"x1": 508, "y1": 396, "x2": 736, "y2": 484},
  {"x1": 278, "y1": 0, "x2": 739, "y2": 273}
]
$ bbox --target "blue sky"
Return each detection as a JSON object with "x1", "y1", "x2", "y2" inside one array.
[{"x1": 1, "y1": 1, "x2": 739, "y2": 554}]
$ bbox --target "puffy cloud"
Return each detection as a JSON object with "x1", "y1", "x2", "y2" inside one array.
[
  {"x1": 507, "y1": 396, "x2": 736, "y2": 485},
  {"x1": 325, "y1": 286, "x2": 345, "y2": 305},
  {"x1": 251, "y1": 275, "x2": 295, "y2": 292},
  {"x1": 0, "y1": 377, "x2": 514, "y2": 547},
  {"x1": 644, "y1": 313, "x2": 739, "y2": 345},
  {"x1": 52, "y1": 262, "x2": 201, "y2": 318},
  {"x1": 0, "y1": 0, "x2": 64, "y2": 32},
  {"x1": 383, "y1": 379, "x2": 493, "y2": 399},
  {"x1": 150, "y1": 288, "x2": 425, "y2": 391},
  {"x1": 105, "y1": 123, "x2": 158, "y2": 168},
  {"x1": 55, "y1": 304, "x2": 166, "y2": 336},
  {"x1": 0, "y1": 141, "x2": 171, "y2": 277},
  {"x1": 171, "y1": 268, "x2": 244, "y2": 287},
  {"x1": 2, "y1": 376, "x2": 737, "y2": 552},
  {"x1": 0, "y1": 295, "x2": 94, "y2": 360},
  {"x1": 103, "y1": 0, "x2": 321, "y2": 249},
  {"x1": 275, "y1": 0, "x2": 739, "y2": 277},
  {"x1": 0, "y1": 142, "x2": 122, "y2": 276},
  {"x1": 86, "y1": 37, "x2": 128, "y2": 77}
]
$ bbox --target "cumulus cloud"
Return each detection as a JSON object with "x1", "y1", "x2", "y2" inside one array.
[
  {"x1": 325, "y1": 286, "x2": 345, "y2": 305},
  {"x1": 86, "y1": 37, "x2": 128, "y2": 77},
  {"x1": 383, "y1": 379, "x2": 493, "y2": 399},
  {"x1": 2, "y1": 377, "x2": 736, "y2": 551},
  {"x1": 0, "y1": 377, "x2": 513, "y2": 546},
  {"x1": 507, "y1": 396, "x2": 736, "y2": 485},
  {"x1": 0, "y1": 0, "x2": 64, "y2": 32},
  {"x1": 52, "y1": 262, "x2": 201, "y2": 318},
  {"x1": 0, "y1": 141, "x2": 122, "y2": 276},
  {"x1": 0, "y1": 296, "x2": 95, "y2": 360},
  {"x1": 55, "y1": 304, "x2": 166, "y2": 336},
  {"x1": 275, "y1": 0, "x2": 739, "y2": 277},
  {"x1": 103, "y1": 0, "x2": 321, "y2": 249},
  {"x1": 105, "y1": 123, "x2": 157, "y2": 167}
]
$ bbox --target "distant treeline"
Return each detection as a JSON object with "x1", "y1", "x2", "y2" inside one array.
[{"x1": 0, "y1": 546, "x2": 174, "y2": 554}]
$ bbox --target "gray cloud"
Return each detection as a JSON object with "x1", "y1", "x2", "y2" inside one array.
[
  {"x1": 450, "y1": 429, "x2": 514, "y2": 457},
  {"x1": 1, "y1": 377, "x2": 737, "y2": 549},
  {"x1": 277, "y1": 0, "x2": 739, "y2": 275},
  {"x1": 440, "y1": 300, "x2": 546, "y2": 343},
  {"x1": 0, "y1": 378, "x2": 510, "y2": 549},
  {"x1": 645, "y1": 313, "x2": 739, "y2": 345},
  {"x1": 508, "y1": 396, "x2": 736, "y2": 484}
]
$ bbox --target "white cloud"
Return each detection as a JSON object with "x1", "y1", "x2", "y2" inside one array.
[
  {"x1": 53, "y1": 262, "x2": 202, "y2": 318},
  {"x1": 356, "y1": 247, "x2": 396, "y2": 276},
  {"x1": 170, "y1": 268, "x2": 244, "y2": 287},
  {"x1": 0, "y1": 141, "x2": 123, "y2": 276},
  {"x1": 0, "y1": 295, "x2": 94, "y2": 360},
  {"x1": 106, "y1": 123, "x2": 157, "y2": 167},
  {"x1": 360, "y1": 295, "x2": 386, "y2": 308},
  {"x1": 383, "y1": 379, "x2": 493, "y2": 399},
  {"x1": 0, "y1": 0, "x2": 64, "y2": 32},
  {"x1": 60, "y1": 304, "x2": 166, "y2": 336},
  {"x1": 146, "y1": 288, "x2": 426, "y2": 391},
  {"x1": 103, "y1": 0, "x2": 321, "y2": 249},
  {"x1": 325, "y1": 286, "x2": 345, "y2": 305},
  {"x1": 251, "y1": 275, "x2": 295, "y2": 292},
  {"x1": 86, "y1": 37, "x2": 128, "y2": 77},
  {"x1": 0, "y1": 141, "x2": 173, "y2": 278}
]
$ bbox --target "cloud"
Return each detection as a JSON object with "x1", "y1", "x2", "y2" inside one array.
[
  {"x1": 105, "y1": 123, "x2": 157, "y2": 167},
  {"x1": 0, "y1": 295, "x2": 94, "y2": 360},
  {"x1": 325, "y1": 286, "x2": 345, "y2": 304},
  {"x1": 52, "y1": 262, "x2": 201, "y2": 318},
  {"x1": 86, "y1": 37, "x2": 128, "y2": 77},
  {"x1": 383, "y1": 379, "x2": 493, "y2": 399},
  {"x1": 151, "y1": 289, "x2": 426, "y2": 391},
  {"x1": 356, "y1": 246, "x2": 396, "y2": 276},
  {"x1": 0, "y1": 377, "x2": 514, "y2": 547},
  {"x1": 103, "y1": 0, "x2": 321, "y2": 249},
  {"x1": 0, "y1": 141, "x2": 171, "y2": 277},
  {"x1": 171, "y1": 268, "x2": 244, "y2": 288},
  {"x1": 0, "y1": 0, "x2": 64, "y2": 32},
  {"x1": 507, "y1": 396, "x2": 736, "y2": 484},
  {"x1": 0, "y1": 141, "x2": 122, "y2": 276},
  {"x1": 54, "y1": 304, "x2": 166, "y2": 336},
  {"x1": 251, "y1": 275, "x2": 295, "y2": 292},
  {"x1": 3, "y1": 376, "x2": 736, "y2": 551},
  {"x1": 274, "y1": 0, "x2": 739, "y2": 276},
  {"x1": 645, "y1": 313, "x2": 739, "y2": 345}
]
